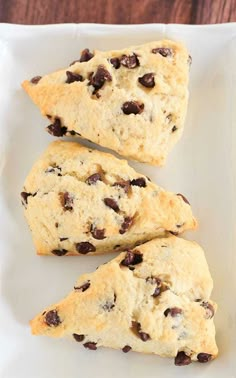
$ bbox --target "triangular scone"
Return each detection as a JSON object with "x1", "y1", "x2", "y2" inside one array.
[
  {"x1": 22, "y1": 40, "x2": 190, "y2": 166},
  {"x1": 31, "y1": 236, "x2": 218, "y2": 365},
  {"x1": 21, "y1": 141, "x2": 197, "y2": 256}
]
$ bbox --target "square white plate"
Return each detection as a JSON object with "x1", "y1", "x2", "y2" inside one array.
[{"x1": 0, "y1": 23, "x2": 236, "y2": 378}]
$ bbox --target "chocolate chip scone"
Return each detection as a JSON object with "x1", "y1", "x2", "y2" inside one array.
[
  {"x1": 21, "y1": 141, "x2": 197, "y2": 256},
  {"x1": 31, "y1": 236, "x2": 218, "y2": 365},
  {"x1": 22, "y1": 40, "x2": 190, "y2": 165}
]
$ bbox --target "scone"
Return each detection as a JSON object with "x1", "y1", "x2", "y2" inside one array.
[
  {"x1": 21, "y1": 141, "x2": 197, "y2": 256},
  {"x1": 31, "y1": 236, "x2": 218, "y2": 365},
  {"x1": 22, "y1": 40, "x2": 190, "y2": 165}
]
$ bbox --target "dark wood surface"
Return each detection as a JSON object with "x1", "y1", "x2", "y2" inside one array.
[{"x1": 0, "y1": 0, "x2": 235, "y2": 25}]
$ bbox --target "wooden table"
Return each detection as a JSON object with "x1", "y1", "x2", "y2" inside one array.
[{"x1": 0, "y1": 0, "x2": 235, "y2": 24}]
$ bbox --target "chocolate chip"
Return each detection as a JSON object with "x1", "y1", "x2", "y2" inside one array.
[
  {"x1": 113, "y1": 180, "x2": 130, "y2": 194},
  {"x1": 59, "y1": 237, "x2": 68, "y2": 242},
  {"x1": 90, "y1": 225, "x2": 106, "y2": 240},
  {"x1": 74, "y1": 281, "x2": 90, "y2": 292},
  {"x1": 45, "y1": 165, "x2": 62, "y2": 175},
  {"x1": 104, "y1": 198, "x2": 119, "y2": 212},
  {"x1": 47, "y1": 118, "x2": 67, "y2": 137},
  {"x1": 197, "y1": 353, "x2": 212, "y2": 363},
  {"x1": 169, "y1": 231, "x2": 179, "y2": 236},
  {"x1": 175, "y1": 351, "x2": 192, "y2": 366},
  {"x1": 172, "y1": 125, "x2": 177, "y2": 133},
  {"x1": 110, "y1": 57, "x2": 120, "y2": 69},
  {"x1": 146, "y1": 277, "x2": 163, "y2": 297},
  {"x1": 102, "y1": 299, "x2": 115, "y2": 312},
  {"x1": 164, "y1": 307, "x2": 183, "y2": 317},
  {"x1": 55, "y1": 222, "x2": 59, "y2": 228},
  {"x1": 60, "y1": 192, "x2": 73, "y2": 211},
  {"x1": 76, "y1": 242, "x2": 96, "y2": 254},
  {"x1": 152, "y1": 47, "x2": 173, "y2": 57},
  {"x1": 69, "y1": 130, "x2": 81, "y2": 136},
  {"x1": 121, "y1": 250, "x2": 143, "y2": 267},
  {"x1": 188, "y1": 55, "x2": 192, "y2": 66},
  {"x1": 45, "y1": 310, "x2": 61, "y2": 327},
  {"x1": 83, "y1": 342, "x2": 97, "y2": 350},
  {"x1": 130, "y1": 178, "x2": 146, "y2": 187},
  {"x1": 73, "y1": 333, "x2": 85, "y2": 342},
  {"x1": 66, "y1": 71, "x2": 83, "y2": 84},
  {"x1": 89, "y1": 65, "x2": 112, "y2": 91},
  {"x1": 138, "y1": 73, "x2": 155, "y2": 88},
  {"x1": 86, "y1": 173, "x2": 102, "y2": 185},
  {"x1": 122, "y1": 101, "x2": 144, "y2": 115},
  {"x1": 120, "y1": 54, "x2": 139, "y2": 68},
  {"x1": 122, "y1": 345, "x2": 132, "y2": 353},
  {"x1": 131, "y1": 322, "x2": 150, "y2": 342},
  {"x1": 21, "y1": 192, "x2": 31, "y2": 207},
  {"x1": 177, "y1": 193, "x2": 190, "y2": 205},
  {"x1": 30, "y1": 76, "x2": 42, "y2": 84},
  {"x1": 119, "y1": 216, "x2": 133, "y2": 234},
  {"x1": 114, "y1": 244, "x2": 121, "y2": 250},
  {"x1": 200, "y1": 302, "x2": 215, "y2": 319},
  {"x1": 51, "y1": 249, "x2": 68, "y2": 256},
  {"x1": 80, "y1": 48, "x2": 94, "y2": 62}
]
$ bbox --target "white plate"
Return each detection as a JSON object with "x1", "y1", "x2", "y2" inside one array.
[{"x1": 0, "y1": 23, "x2": 235, "y2": 378}]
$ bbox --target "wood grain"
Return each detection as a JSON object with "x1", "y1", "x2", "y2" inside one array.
[{"x1": 0, "y1": 0, "x2": 235, "y2": 24}]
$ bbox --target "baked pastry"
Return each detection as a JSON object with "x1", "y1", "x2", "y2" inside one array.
[
  {"x1": 22, "y1": 40, "x2": 190, "y2": 165},
  {"x1": 21, "y1": 141, "x2": 197, "y2": 256},
  {"x1": 30, "y1": 236, "x2": 218, "y2": 365}
]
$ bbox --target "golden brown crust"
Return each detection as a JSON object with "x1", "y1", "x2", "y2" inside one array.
[
  {"x1": 31, "y1": 236, "x2": 218, "y2": 363},
  {"x1": 22, "y1": 40, "x2": 190, "y2": 165},
  {"x1": 21, "y1": 141, "x2": 197, "y2": 256}
]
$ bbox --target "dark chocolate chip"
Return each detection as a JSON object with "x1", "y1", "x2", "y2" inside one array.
[
  {"x1": 122, "y1": 101, "x2": 144, "y2": 115},
  {"x1": 120, "y1": 54, "x2": 139, "y2": 68},
  {"x1": 104, "y1": 198, "x2": 119, "y2": 212},
  {"x1": 83, "y1": 342, "x2": 97, "y2": 350},
  {"x1": 60, "y1": 192, "x2": 73, "y2": 211},
  {"x1": 80, "y1": 48, "x2": 94, "y2": 62},
  {"x1": 138, "y1": 73, "x2": 155, "y2": 88},
  {"x1": 66, "y1": 71, "x2": 83, "y2": 84},
  {"x1": 132, "y1": 321, "x2": 150, "y2": 342},
  {"x1": 120, "y1": 250, "x2": 143, "y2": 267},
  {"x1": 175, "y1": 351, "x2": 192, "y2": 366},
  {"x1": 90, "y1": 225, "x2": 106, "y2": 240},
  {"x1": 69, "y1": 130, "x2": 81, "y2": 136},
  {"x1": 45, "y1": 165, "x2": 62, "y2": 175},
  {"x1": 47, "y1": 118, "x2": 67, "y2": 137},
  {"x1": 45, "y1": 310, "x2": 61, "y2": 327},
  {"x1": 119, "y1": 216, "x2": 133, "y2": 234},
  {"x1": 113, "y1": 180, "x2": 130, "y2": 194},
  {"x1": 76, "y1": 242, "x2": 96, "y2": 254},
  {"x1": 200, "y1": 302, "x2": 215, "y2": 319},
  {"x1": 114, "y1": 244, "x2": 121, "y2": 250},
  {"x1": 164, "y1": 307, "x2": 183, "y2": 317},
  {"x1": 42, "y1": 311, "x2": 46, "y2": 315},
  {"x1": 130, "y1": 178, "x2": 146, "y2": 187},
  {"x1": 21, "y1": 192, "x2": 31, "y2": 206},
  {"x1": 169, "y1": 231, "x2": 179, "y2": 236},
  {"x1": 74, "y1": 281, "x2": 90, "y2": 292},
  {"x1": 89, "y1": 65, "x2": 112, "y2": 91},
  {"x1": 30, "y1": 76, "x2": 42, "y2": 84},
  {"x1": 59, "y1": 237, "x2": 68, "y2": 242},
  {"x1": 51, "y1": 249, "x2": 68, "y2": 256},
  {"x1": 177, "y1": 193, "x2": 190, "y2": 205},
  {"x1": 73, "y1": 333, "x2": 85, "y2": 342},
  {"x1": 86, "y1": 173, "x2": 102, "y2": 185},
  {"x1": 146, "y1": 277, "x2": 163, "y2": 297},
  {"x1": 197, "y1": 353, "x2": 212, "y2": 363},
  {"x1": 122, "y1": 345, "x2": 132, "y2": 353},
  {"x1": 152, "y1": 47, "x2": 173, "y2": 57},
  {"x1": 55, "y1": 222, "x2": 59, "y2": 228},
  {"x1": 110, "y1": 57, "x2": 120, "y2": 69},
  {"x1": 172, "y1": 125, "x2": 177, "y2": 133}
]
